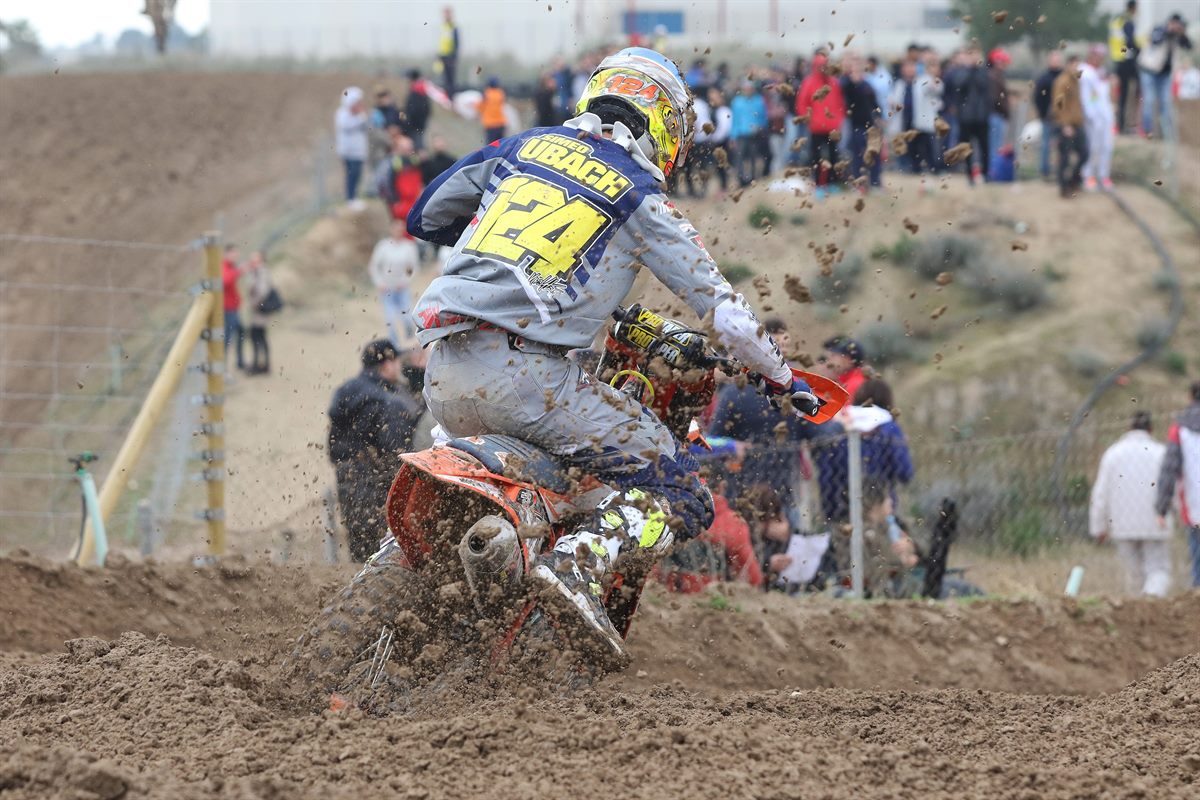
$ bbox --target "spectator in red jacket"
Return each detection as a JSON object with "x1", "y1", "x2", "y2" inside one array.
[
  {"x1": 379, "y1": 128, "x2": 424, "y2": 224},
  {"x1": 658, "y1": 485, "x2": 763, "y2": 593},
  {"x1": 221, "y1": 245, "x2": 245, "y2": 372},
  {"x1": 820, "y1": 336, "x2": 868, "y2": 399},
  {"x1": 795, "y1": 53, "x2": 846, "y2": 188}
]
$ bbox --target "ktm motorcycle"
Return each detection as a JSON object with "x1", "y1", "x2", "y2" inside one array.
[{"x1": 289, "y1": 305, "x2": 847, "y2": 710}]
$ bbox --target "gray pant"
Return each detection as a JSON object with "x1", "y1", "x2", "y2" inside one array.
[
  {"x1": 1114, "y1": 540, "x2": 1171, "y2": 597},
  {"x1": 424, "y1": 328, "x2": 711, "y2": 535}
]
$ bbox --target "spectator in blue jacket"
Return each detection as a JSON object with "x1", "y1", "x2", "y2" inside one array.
[
  {"x1": 707, "y1": 319, "x2": 814, "y2": 512},
  {"x1": 730, "y1": 80, "x2": 768, "y2": 186},
  {"x1": 811, "y1": 378, "x2": 914, "y2": 525}
]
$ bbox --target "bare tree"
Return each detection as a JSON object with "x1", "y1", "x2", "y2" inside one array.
[{"x1": 142, "y1": 0, "x2": 177, "y2": 55}]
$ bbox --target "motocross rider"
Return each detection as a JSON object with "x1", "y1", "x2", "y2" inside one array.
[{"x1": 407, "y1": 48, "x2": 819, "y2": 658}]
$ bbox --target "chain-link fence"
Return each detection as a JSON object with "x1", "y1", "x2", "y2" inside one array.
[
  {"x1": 680, "y1": 399, "x2": 1189, "y2": 594},
  {"x1": 0, "y1": 234, "x2": 207, "y2": 556}
]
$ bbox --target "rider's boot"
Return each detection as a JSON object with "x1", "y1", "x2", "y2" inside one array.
[{"x1": 531, "y1": 488, "x2": 673, "y2": 662}]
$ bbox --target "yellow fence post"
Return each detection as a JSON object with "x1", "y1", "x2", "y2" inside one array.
[
  {"x1": 202, "y1": 232, "x2": 226, "y2": 557},
  {"x1": 75, "y1": 291, "x2": 214, "y2": 566}
]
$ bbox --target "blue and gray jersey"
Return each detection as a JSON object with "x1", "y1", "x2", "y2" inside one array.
[{"x1": 407, "y1": 113, "x2": 791, "y2": 385}]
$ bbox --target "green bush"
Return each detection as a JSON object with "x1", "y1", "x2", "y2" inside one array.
[
  {"x1": 911, "y1": 234, "x2": 982, "y2": 280},
  {"x1": 1043, "y1": 262, "x2": 1069, "y2": 282},
  {"x1": 856, "y1": 319, "x2": 919, "y2": 366},
  {"x1": 993, "y1": 507, "x2": 1053, "y2": 559},
  {"x1": 1136, "y1": 318, "x2": 1172, "y2": 349},
  {"x1": 748, "y1": 203, "x2": 780, "y2": 230},
  {"x1": 870, "y1": 242, "x2": 891, "y2": 260},
  {"x1": 1065, "y1": 347, "x2": 1108, "y2": 379},
  {"x1": 811, "y1": 253, "x2": 864, "y2": 304},
  {"x1": 1163, "y1": 350, "x2": 1188, "y2": 375},
  {"x1": 722, "y1": 263, "x2": 754, "y2": 285},
  {"x1": 1152, "y1": 270, "x2": 1180, "y2": 293},
  {"x1": 889, "y1": 234, "x2": 917, "y2": 264},
  {"x1": 964, "y1": 260, "x2": 1049, "y2": 312}
]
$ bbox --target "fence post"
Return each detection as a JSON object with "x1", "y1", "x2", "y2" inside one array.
[
  {"x1": 201, "y1": 232, "x2": 226, "y2": 557},
  {"x1": 847, "y1": 428, "x2": 865, "y2": 597}
]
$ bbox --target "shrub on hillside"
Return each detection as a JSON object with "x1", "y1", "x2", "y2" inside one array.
[
  {"x1": 722, "y1": 263, "x2": 754, "y2": 285},
  {"x1": 810, "y1": 253, "x2": 864, "y2": 304},
  {"x1": 911, "y1": 234, "x2": 982, "y2": 280},
  {"x1": 889, "y1": 234, "x2": 917, "y2": 264},
  {"x1": 964, "y1": 259, "x2": 1049, "y2": 312},
  {"x1": 1163, "y1": 351, "x2": 1187, "y2": 375},
  {"x1": 748, "y1": 203, "x2": 780, "y2": 230},
  {"x1": 1135, "y1": 317, "x2": 1172, "y2": 350},
  {"x1": 856, "y1": 319, "x2": 919, "y2": 366},
  {"x1": 1065, "y1": 347, "x2": 1108, "y2": 379}
]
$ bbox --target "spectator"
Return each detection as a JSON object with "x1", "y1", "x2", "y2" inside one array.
[
  {"x1": 1156, "y1": 381, "x2": 1200, "y2": 588},
  {"x1": 820, "y1": 335, "x2": 867, "y2": 399},
  {"x1": 534, "y1": 73, "x2": 561, "y2": 127},
  {"x1": 1052, "y1": 55, "x2": 1089, "y2": 198},
  {"x1": 1033, "y1": 51, "x2": 1064, "y2": 180},
  {"x1": 1080, "y1": 44, "x2": 1116, "y2": 192},
  {"x1": 707, "y1": 318, "x2": 814, "y2": 512},
  {"x1": 763, "y1": 70, "x2": 790, "y2": 174},
  {"x1": 796, "y1": 53, "x2": 846, "y2": 191},
  {"x1": 811, "y1": 378, "x2": 914, "y2": 528},
  {"x1": 842, "y1": 53, "x2": 883, "y2": 189},
  {"x1": 1090, "y1": 411, "x2": 1171, "y2": 596},
  {"x1": 402, "y1": 70, "x2": 434, "y2": 151},
  {"x1": 1110, "y1": 0, "x2": 1141, "y2": 133},
  {"x1": 657, "y1": 477, "x2": 763, "y2": 593},
  {"x1": 335, "y1": 87, "x2": 369, "y2": 204},
  {"x1": 941, "y1": 49, "x2": 968, "y2": 149},
  {"x1": 328, "y1": 339, "x2": 425, "y2": 561},
  {"x1": 730, "y1": 80, "x2": 767, "y2": 187},
  {"x1": 826, "y1": 480, "x2": 918, "y2": 597},
  {"x1": 986, "y1": 48, "x2": 1012, "y2": 177},
  {"x1": 1139, "y1": 12, "x2": 1192, "y2": 140},
  {"x1": 243, "y1": 251, "x2": 277, "y2": 376},
  {"x1": 369, "y1": 217, "x2": 421, "y2": 346},
  {"x1": 419, "y1": 134, "x2": 458, "y2": 185},
  {"x1": 368, "y1": 87, "x2": 401, "y2": 190},
  {"x1": 1179, "y1": 55, "x2": 1200, "y2": 99},
  {"x1": 685, "y1": 58, "x2": 710, "y2": 90},
  {"x1": 865, "y1": 55, "x2": 893, "y2": 119},
  {"x1": 220, "y1": 245, "x2": 245, "y2": 373},
  {"x1": 682, "y1": 86, "x2": 713, "y2": 197},
  {"x1": 955, "y1": 46, "x2": 992, "y2": 186},
  {"x1": 702, "y1": 86, "x2": 732, "y2": 198},
  {"x1": 888, "y1": 59, "x2": 941, "y2": 175},
  {"x1": 437, "y1": 6, "x2": 460, "y2": 97},
  {"x1": 476, "y1": 77, "x2": 508, "y2": 143},
  {"x1": 379, "y1": 128, "x2": 424, "y2": 224}
]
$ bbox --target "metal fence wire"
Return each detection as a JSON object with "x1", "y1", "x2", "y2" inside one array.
[
  {"x1": 0, "y1": 234, "x2": 203, "y2": 555},
  {"x1": 692, "y1": 401, "x2": 1188, "y2": 565}
]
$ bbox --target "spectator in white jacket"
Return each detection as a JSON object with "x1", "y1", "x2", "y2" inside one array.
[
  {"x1": 368, "y1": 218, "x2": 421, "y2": 347},
  {"x1": 1080, "y1": 44, "x2": 1115, "y2": 192},
  {"x1": 888, "y1": 59, "x2": 943, "y2": 174},
  {"x1": 1089, "y1": 411, "x2": 1172, "y2": 597},
  {"x1": 335, "y1": 86, "x2": 370, "y2": 203}
]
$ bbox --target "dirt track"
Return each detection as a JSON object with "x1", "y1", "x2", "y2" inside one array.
[{"x1": 2, "y1": 556, "x2": 1198, "y2": 798}]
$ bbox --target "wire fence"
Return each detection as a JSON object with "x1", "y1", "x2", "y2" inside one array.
[
  {"x1": 0, "y1": 234, "x2": 206, "y2": 555},
  {"x1": 684, "y1": 399, "x2": 1190, "y2": 594}
]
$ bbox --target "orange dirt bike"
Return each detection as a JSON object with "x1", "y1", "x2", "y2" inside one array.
[{"x1": 289, "y1": 305, "x2": 847, "y2": 710}]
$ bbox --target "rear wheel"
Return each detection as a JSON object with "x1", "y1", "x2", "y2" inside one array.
[{"x1": 285, "y1": 557, "x2": 473, "y2": 713}]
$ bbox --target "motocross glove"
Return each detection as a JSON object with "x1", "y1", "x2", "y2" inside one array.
[{"x1": 755, "y1": 374, "x2": 824, "y2": 418}]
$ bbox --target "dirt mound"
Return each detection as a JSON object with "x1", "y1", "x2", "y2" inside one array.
[
  {"x1": 5, "y1": 555, "x2": 1200, "y2": 698},
  {"x1": 1, "y1": 631, "x2": 1197, "y2": 798},
  {"x1": 0, "y1": 555, "x2": 346, "y2": 661}
]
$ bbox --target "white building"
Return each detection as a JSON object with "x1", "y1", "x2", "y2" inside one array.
[{"x1": 209, "y1": 0, "x2": 1196, "y2": 65}]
